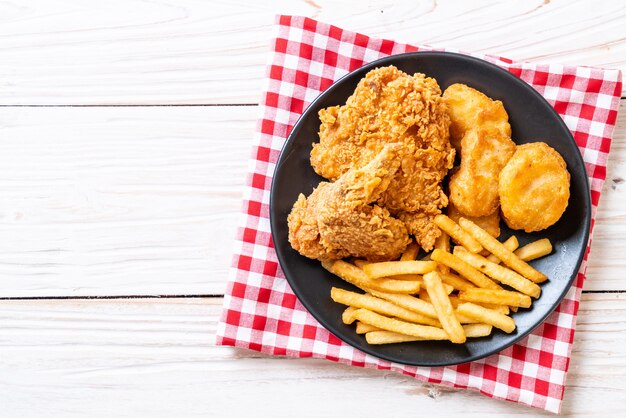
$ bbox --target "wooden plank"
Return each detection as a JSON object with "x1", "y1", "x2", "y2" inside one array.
[
  {"x1": 586, "y1": 99, "x2": 626, "y2": 291},
  {"x1": 0, "y1": 106, "x2": 254, "y2": 297},
  {"x1": 0, "y1": 294, "x2": 624, "y2": 416},
  {"x1": 0, "y1": 103, "x2": 624, "y2": 297},
  {"x1": 0, "y1": 0, "x2": 624, "y2": 105}
]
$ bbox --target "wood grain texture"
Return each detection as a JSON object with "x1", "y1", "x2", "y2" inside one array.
[
  {"x1": 0, "y1": 294, "x2": 624, "y2": 417},
  {"x1": 0, "y1": 103, "x2": 624, "y2": 297},
  {"x1": 0, "y1": 106, "x2": 254, "y2": 296},
  {"x1": 0, "y1": 0, "x2": 624, "y2": 105}
]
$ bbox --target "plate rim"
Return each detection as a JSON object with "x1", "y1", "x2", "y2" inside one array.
[{"x1": 269, "y1": 51, "x2": 592, "y2": 366}]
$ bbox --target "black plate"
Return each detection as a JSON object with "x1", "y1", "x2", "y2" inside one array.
[{"x1": 269, "y1": 52, "x2": 591, "y2": 366}]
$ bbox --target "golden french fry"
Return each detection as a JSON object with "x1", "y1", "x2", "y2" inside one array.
[
  {"x1": 515, "y1": 238, "x2": 553, "y2": 261},
  {"x1": 322, "y1": 260, "x2": 421, "y2": 294},
  {"x1": 452, "y1": 249, "x2": 541, "y2": 298},
  {"x1": 434, "y1": 231, "x2": 450, "y2": 273},
  {"x1": 486, "y1": 235, "x2": 519, "y2": 264},
  {"x1": 355, "y1": 321, "x2": 381, "y2": 334},
  {"x1": 331, "y1": 287, "x2": 440, "y2": 326},
  {"x1": 441, "y1": 272, "x2": 476, "y2": 291},
  {"x1": 431, "y1": 249, "x2": 501, "y2": 290},
  {"x1": 477, "y1": 302, "x2": 510, "y2": 315},
  {"x1": 365, "y1": 330, "x2": 424, "y2": 344},
  {"x1": 342, "y1": 306, "x2": 358, "y2": 325},
  {"x1": 423, "y1": 271, "x2": 466, "y2": 343},
  {"x1": 457, "y1": 302, "x2": 516, "y2": 333},
  {"x1": 365, "y1": 323, "x2": 493, "y2": 344},
  {"x1": 401, "y1": 242, "x2": 420, "y2": 261},
  {"x1": 458, "y1": 218, "x2": 547, "y2": 283},
  {"x1": 462, "y1": 323, "x2": 494, "y2": 338},
  {"x1": 352, "y1": 259, "x2": 371, "y2": 269},
  {"x1": 459, "y1": 288, "x2": 532, "y2": 308},
  {"x1": 353, "y1": 308, "x2": 450, "y2": 340},
  {"x1": 433, "y1": 214, "x2": 483, "y2": 253},
  {"x1": 363, "y1": 260, "x2": 438, "y2": 279},
  {"x1": 367, "y1": 289, "x2": 438, "y2": 319}
]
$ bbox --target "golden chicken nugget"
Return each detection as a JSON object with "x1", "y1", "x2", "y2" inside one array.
[
  {"x1": 447, "y1": 200, "x2": 501, "y2": 238},
  {"x1": 443, "y1": 83, "x2": 512, "y2": 153},
  {"x1": 449, "y1": 128, "x2": 516, "y2": 218},
  {"x1": 498, "y1": 142, "x2": 570, "y2": 232}
]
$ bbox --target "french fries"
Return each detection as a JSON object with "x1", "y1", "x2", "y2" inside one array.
[
  {"x1": 515, "y1": 238, "x2": 553, "y2": 261},
  {"x1": 423, "y1": 271, "x2": 466, "y2": 343},
  {"x1": 331, "y1": 287, "x2": 440, "y2": 326},
  {"x1": 458, "y1": 218, "x2": 547, "y2": 283},
  {"x1": 431, "y1": 249, "x2": 501, "y2": 290},
  {"x1": 400, "y1": 242, "x2": 420, "y2": 261},
  {"x1": 459, "y1": 288, "x2": 532, "y2": 308},
  {"x1": 362, "y1": 260, "x2": 438, "y2": 279},
  {"x1": 452, "y1": 248, "x2": 541, "y2": 298},
  {"x1": 365, "y1": 324, "x2": 493, "y2": 344},
  {"x1": 486, "y1": 235, "x2": 519, "y2": 264},
  {"x1": 342, "y1": 306, "x2": 358, "y2": 325},
  {"x1": 355, "y1": 321, "x2": 381, "y2": 334},
  {"x1": 366, "y1": 289, "x2": 438, "y2": 319},
  {"x1": 323, "y1": 260, "x2": 421, "y2": 294},
  {"x1": 440, "y1": 272, "x2": 476, "y2": 292},
  {"x1": 434, "y1": 214, "x2": 483, "y2": 253},
  {"x1": 323, "y1": 214, "x2": 553, "y2": 347},
  {"x1": 353, "y1": 308, "x2": 450, "y2": 340},
  {"x1": 457, "y1": 302, "x2": 516, "y2": 333},
  {"x1": 434, "y1": 231, "x2": 451, "y2": 273}
]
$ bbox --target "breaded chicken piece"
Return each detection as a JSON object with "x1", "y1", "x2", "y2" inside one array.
[
  {"x1": 443, "y1": 83, "x2": 512, "y2": 153},
  {"x1": 310, "y1": 66, "x2": 455, "y2": 251},
  {"x1": 288, "y1": 144, "x2": 411, "y2": 262},
  {"x1": 499, "y1": 142, "x2": 570, "y2": 232},
  {"x1": 449, "y1": 128, "x2": 516, "y2": 217}
]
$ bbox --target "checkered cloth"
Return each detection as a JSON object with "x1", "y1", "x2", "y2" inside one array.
[{"x1": 216, "y1": 15, "x2": 622, "y2": 413}]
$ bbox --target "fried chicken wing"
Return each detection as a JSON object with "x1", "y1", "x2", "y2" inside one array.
[
  {"x1": 288, "y1": 144, "x2": 411, "y2": 262},
  {"x1": 499, "y1": 142, "x2": 570, "y2": 232},
  {"x1": 310, "y1": 66, "x2": 455, "y2": 251},
  {"x1": 443, "y1": 83, "x2": 512, "y2": 153},
  {"x1": 448, "y1": 128, "x2": 516, "y2": 217}
]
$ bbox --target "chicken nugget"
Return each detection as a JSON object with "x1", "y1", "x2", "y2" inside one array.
[
  {"x1": 449, "y1": 128, "x2": 516, "y2": 217},
  {"x1": 443, "y1": 83, "x2": 512, "y2": 152},
  {"x1": 498, "y1": 142, "x2": 570, "y2": 232}
]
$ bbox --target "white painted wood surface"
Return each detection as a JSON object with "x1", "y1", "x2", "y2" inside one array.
[
  {"x1": 0, "y1": 294, "x2": 624, "y2": 417},
  {"x1": 0, "y1": 106, "x2": 255, "y2": 296},
  {"x1": 0, "y1": 0, "x2": 624, "y2": 105},
  {"x1": 0, "y1": 1, "x2": 625, "y2": 416}
]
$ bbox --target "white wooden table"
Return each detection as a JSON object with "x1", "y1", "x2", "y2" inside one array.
[{"x1": 0, "y1": 1, "x2": 624, "y2": 416}]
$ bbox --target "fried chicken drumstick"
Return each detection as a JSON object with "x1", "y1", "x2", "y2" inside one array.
[{"x1": 288, "y1": 144, "x2": 411, "y2": 262}]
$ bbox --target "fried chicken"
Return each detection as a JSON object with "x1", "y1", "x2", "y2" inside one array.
[
  {"x1": 288, "y1": 144, "x2": 411, "y2": 262},
  {"x1": 443, "y1": 83, "x2": 512, "y2": 153},
  {"x1": 499, "y1": 142, "x2": 570, "y2": 232},
  {"x1": 310, "y1": 66, "x2": 455, "y2": 251},
  {"x1": 448, "y1": 127, "x2": 516, "y2": 217}
]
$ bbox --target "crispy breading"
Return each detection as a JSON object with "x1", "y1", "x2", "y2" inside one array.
[
  {"x1": 310, "y1": 66, "x2": 455, "y2": 251},
  {"x1": 449, "y1": 128, "x2": 516, "y2": 217},
  {"x1": 498, "y1": 142, "x2": 570, "y2": 232},
  {"x1": 443, "y1": 83, "x2": 512, "y2": 153},
  {"x1": 288, "y1": 144, "x2": 411, "y2": 261}
]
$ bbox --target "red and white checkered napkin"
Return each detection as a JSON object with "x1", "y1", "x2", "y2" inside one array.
[{"x1": 216, "y1": 15, "x2": 622, "y2": 413}]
